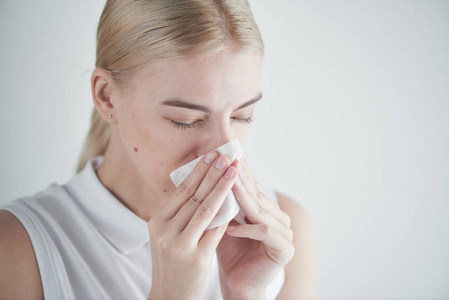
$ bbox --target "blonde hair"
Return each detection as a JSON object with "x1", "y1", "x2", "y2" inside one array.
[{"x1": 77, "y1": 0, "x2": 264, "y2": 172}]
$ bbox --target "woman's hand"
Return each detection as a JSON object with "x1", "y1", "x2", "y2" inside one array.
[
  {"x1": 217, "y1": 157, "x2": 295, "y2": 299},
  {"x1": 147, "y1": 152, "x2": 238, "y2": 300}
]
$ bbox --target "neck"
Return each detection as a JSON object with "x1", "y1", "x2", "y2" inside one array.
[{"x1": 96, "y1": 139, "x2": 164, "y2": 222}]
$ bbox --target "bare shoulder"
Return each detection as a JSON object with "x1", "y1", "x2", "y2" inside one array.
[
  {"x1": 276, "y1": 192, "x2": 310, "y2": 221},
  {"x1": 275, "y1": 192, "x2": 317, "y2": 300},
  {"x1": 0, "y1": 209, "x2": 43, "y2": 299}
]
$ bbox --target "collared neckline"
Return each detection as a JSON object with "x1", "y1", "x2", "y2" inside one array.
[{"x1": 65, "y1": 156, "x2": 149, "y2": 254}]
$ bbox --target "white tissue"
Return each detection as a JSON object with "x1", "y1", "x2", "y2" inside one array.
[{"x1": 170, "y1": 140, "x2": 245, "y2": 229}]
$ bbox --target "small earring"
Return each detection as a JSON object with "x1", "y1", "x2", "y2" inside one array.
[{"x1": 108, "y1": 114, "x2": 112, "y2": 118}]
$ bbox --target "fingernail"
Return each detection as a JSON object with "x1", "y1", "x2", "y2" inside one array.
[
  {"x1": 215, "y1": 156, "x2": 228, "y2": 170},
  {"x1": 204, "y1": 152, "x2": 216, "y2": 164},
  {"x1": 224, "y1": 166, "x2": 236, "y2": 179}
]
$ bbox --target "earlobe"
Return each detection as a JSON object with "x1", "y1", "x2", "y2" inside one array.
[{"x1": 91, "y1": 68, "x2": 117, "y2": 124}]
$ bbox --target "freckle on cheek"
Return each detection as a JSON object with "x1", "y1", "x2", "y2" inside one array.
[
  {"x1": 134, "y1": 147, "x2": 138, "y2": 153},
  {"x1": 163, "y1": 189, "x2": 167, "y2": 193}
]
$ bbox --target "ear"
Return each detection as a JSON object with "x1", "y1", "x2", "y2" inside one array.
[{"x1": 91, "y1": 68, "x2": 118, "y2": 124}]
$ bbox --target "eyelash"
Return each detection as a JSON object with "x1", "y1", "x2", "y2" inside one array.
[{"x1": 171, "y1": 117, "x2": 254, "y2": 131}]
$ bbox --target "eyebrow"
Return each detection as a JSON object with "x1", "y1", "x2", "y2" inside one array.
[{"x1": 160, "y1": 92, "x2": 263, "y2": 114}]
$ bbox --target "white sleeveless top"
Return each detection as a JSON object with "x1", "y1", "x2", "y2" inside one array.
[{"x1": 2, "y1": 157, "x2": 284, "y2": 300}]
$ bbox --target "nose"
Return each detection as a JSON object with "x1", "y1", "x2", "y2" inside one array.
[{"x1": 197, "y1": 120, "x2": 233, "y2": 155}]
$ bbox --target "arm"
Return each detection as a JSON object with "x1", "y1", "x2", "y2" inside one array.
[
  {"x1": 0, "y1": 210, "x2": 43, "y2": 299},
  {"x1": 276, "y1": 192, "x2": 317, "y2": 300}
]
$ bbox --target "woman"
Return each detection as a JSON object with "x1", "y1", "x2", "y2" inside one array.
[{"x1": 0, "y1": 0, "x2": 316, "y2": 299}]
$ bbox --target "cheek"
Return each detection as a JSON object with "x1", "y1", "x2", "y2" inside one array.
[
  {"x1": 118, "y1": 112, "x2": 153, "y2": 154},
  {"x1": 234, "y1": 124, "x2": 252, "y2": 146},
  {"x1": 122, "y1": 117, "x2": 172, "y2": 166},
  {"x1": 117, "y1": 111, "x2": 197, "y2": 184}
]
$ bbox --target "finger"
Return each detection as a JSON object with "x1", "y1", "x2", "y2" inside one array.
[
  {"x1": 255, "y1": 185, "x2": 280, "y2": 209},
  {"x1": 226, "y1": 223, "x2": 295, "y2": 264},
  {"x1": 234, "y1": 176, "x2": 289, "y2": 226},
  {"x1": 235, "y1": 158, "x2": 288, "y2": 226},
  {"x1": 247, "y1": 184, "x2": 282, "y2": 215},
  {"x1": 198, "y1": 222, "x2": 228, "y2": 252},
  {"x1": 237, "y1": 156, "x2": 258, "y2": 195},
  {"x1": 255, "y1": 188, "x2": 291, "y2": 228},
  {"x1": 157, "y1": 151, "x2": 218, "y2": 220},
  {"x1": 238, "y1": 158, "x2": 279, "y2": 209},
  {"x1": 172, "y1": 155, "x2": 231, "y2": 232},
  {"x1": 183, "y1": 165, "x2": 239, "y2": 240},
  {"x1": 233, "y1": 178, "x2": 292, "y2": 241}
]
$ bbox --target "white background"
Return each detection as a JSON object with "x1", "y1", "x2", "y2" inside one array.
[{"x1": 1, "y1": 1, "x2": 448, "y2": 299}]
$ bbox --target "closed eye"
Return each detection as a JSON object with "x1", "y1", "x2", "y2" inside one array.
[
  {"x1": 170, "y1": 120, "x2": 201, "y2": 131},
  {"x1": 170, "y1": 116, "x2": 254, "y2": 131},
  {"x1": 233, "y1": 116, "x2": 254, "y2": 124}
]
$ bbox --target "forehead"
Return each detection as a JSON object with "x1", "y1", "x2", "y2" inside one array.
[{"x1": 130, "y1": 49, "x2": 263, "y2": 110}]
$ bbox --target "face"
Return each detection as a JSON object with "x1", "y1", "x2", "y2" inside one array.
[{"x1": 110, "y1": 48, "x2": 262, "y2": 198}]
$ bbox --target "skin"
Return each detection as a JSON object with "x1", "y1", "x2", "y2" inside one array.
[
  {"x1": 0, "y1": 48, "x2": 316, "y2": 299},
  {"x1": 95, "y1": 49, "x2": 261, "y2": 221}
]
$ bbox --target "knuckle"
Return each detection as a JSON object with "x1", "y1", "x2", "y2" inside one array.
[
  {"x1": 197, "y1": 160, "x2": 210, "y2": 173},
  {"x1": 255, "y1": 181, "x2": 263, "y2": 191},
  {"x1": 159, "y1": 237, "x2": 171, "y2": 251},
  {"x1": 257, "y1": 205, "x2": 265, "y2": 216},
  {"x1": 198, "y1": 204, "x2": 213, "y2": 218},
  {"x1": 260, "y1": 224, "x2": 272, "y2": 237},
  {"x1": 205, "y1": 170, "x2": 219, "y2": 182},
  {"x1": 177, "y1": 180, "x2": 193, "y2": 196},
  {"x1": 189, "y1": 194, "x2": 203, "y2": 207},
  {"x1": 256, "y1": 189, "x2": 263, "y2": 200}
]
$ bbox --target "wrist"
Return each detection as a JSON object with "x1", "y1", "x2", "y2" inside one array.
[
  {"x1": 224, "y1": 291, "x2": 266, "y2": 300},
  {"x1": 222, "y1": 287, "x2": 266, "y2": 300},
  {"x1": 219, "y1": 271, "x2": 266, "y2": 300},
  {"x1": 148, "y1": 288, "x2": 203, "y2": 300}
]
